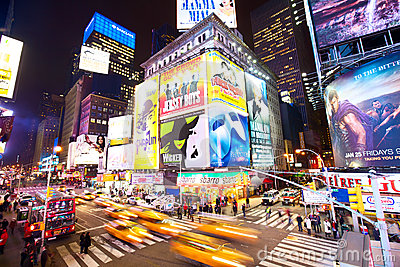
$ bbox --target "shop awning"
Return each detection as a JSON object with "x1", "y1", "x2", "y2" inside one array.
[
  {"x1": 250, "y1": 176, "x2": 262, "y2": 187},
  {"x1": 263, "y1": 178, "x2": 273, "y2": 184}
]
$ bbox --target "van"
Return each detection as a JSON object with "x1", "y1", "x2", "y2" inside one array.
[{"x1": 262, "y1": 190, "x2": 280, "y2": 205}]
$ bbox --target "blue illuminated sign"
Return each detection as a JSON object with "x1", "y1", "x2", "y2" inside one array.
[{"x1": 83, "y1": 12, "x2": 136, "y2": 50}]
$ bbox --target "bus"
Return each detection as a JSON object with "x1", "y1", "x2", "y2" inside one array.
[{"x1": 32, "y1": 190, "x2": 76, "y2": 239}]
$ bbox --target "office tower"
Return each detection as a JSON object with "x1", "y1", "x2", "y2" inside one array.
[
  {"x1": 39, "y1": 92, "x2": 64, "y2": 121},
  {"x1": 33, "y1": 116, "x2": 60, "y2": 164},
  {"x1": 151, "y1": 24, "x2": 179, "y2": 56}
]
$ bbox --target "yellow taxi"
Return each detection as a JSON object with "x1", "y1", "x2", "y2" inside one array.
[
  {"x1": 171, "y1": 232, "x2": 254, "y2": 267},
  {"x1": 57, "y1": 185, "x2": 67, "y2": 192},
  {"x1": 105, "y1": 220, "x2": 147, "y2": 244},
  {"x1": 75, "y1": 198, "x2": 85, "y2": 205},
  {"x1": 129, "y1": 206, "x2": 168, "y2": 221},
  {"x1": 93, "y1": 197, "x2": 114, "y2": 208},
  {"x1": 78, "y1": 191, "x2": 96, "y2": 201},
  {"x1": 105, "y1": 207, "x2": 138, "y2": 221}
]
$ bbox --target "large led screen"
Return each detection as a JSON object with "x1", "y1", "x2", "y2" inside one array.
[
  {"x1": 0, "y1": 36, "x2": 23, "y2": 99},
  {"x1": 325, "y1": 52, "x2": 400, "y2": 167},
  {"x1": 108, "y1": 115, "x2": 132, "y2": 140},
  {"x1": 245, "y1": 73, "x2": 273, "y2": 167},
  {"x1": 310, "y1": 0, "x2": 400, "y2": 48},
  {"x1": 160, "y1": 110, "x2": 210, "y2": 169},
  {"x1": 208, "y1": 104, "x2": 250, "y2": 167},
  {"x1": 79, "y1": 45, "x2": 110, "y2": 74},
  {"x1": 177, "y1": 0, "x2": 237, "y2": 30},
  {"x1": 160, "y1": 54, "x2": 207, "y2": 120},
  {"x1": 206, "y1": 51, "x2": 246, "y2": 112},
  {"x1": 133, "y1": 77, "x2": 159, "y2": 169}
]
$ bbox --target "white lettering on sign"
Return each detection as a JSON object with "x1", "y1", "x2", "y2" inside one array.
[
  {"x1": 111, "y1": 24, "x2": 134, "y2": 38},
  {"x1": 362, "y1": 195, "x2": 400, "y2": 213}
]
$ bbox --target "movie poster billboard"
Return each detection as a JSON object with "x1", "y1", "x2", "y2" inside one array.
[
  {"x1": 0, "y1": 36, "x2": 23, "y2": 100},
  {"x1": 160, "y1": 110, "x2": 210, "y2": 169},
  {"x1": 208, "y1": 104, "x2": 250, "y2": 167},
  {"x1": 177, "y1": 0, "x2": 237, "y2": 30},
  {"x1": 310, "y1": 0, "x2": 400, "y2": 48},
  {"x1": 133, "y1": 77, "x2": 159, "y2": 169},
  {"x1": 160, "y1": 55, "x2": 206, "y2": 120},
  {"x1": 325, "y1": 52, "x2": 400, "y2": 167},
  {"x1": 107, "y1": 144, "x2": 135, "y2": 170},
  {"x1": 245, "y1": 73, "x2": 273, "y2": 167},
  {"x1": 74, "y1": 134, "x2": 107, "y2": 172},
  {"x1": 206, "y1": 51, "x2": 247, "y2": 112}
]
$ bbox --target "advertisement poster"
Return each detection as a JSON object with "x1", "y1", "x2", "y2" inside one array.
[
  {"x1": 302, "y1": 190, "x2": 330, "y2": 204},
  {"x1": 160, "y1": 110, "x2": 209, "y2": 169},
  {"x1": 206, "y1": 51, "x2": 247, "y2": 112},
  {"x1": 245, "y1": 73, "x2": 273, "y2": 167},
  {"x1": 325, "y1": 52, "x2": 400, "y2": 167},
  {"x1": 74, "y1": 134, "x2": 107, "y2": 172},
  {"x1": 176, "y1": 0, "x2": 237, "y2": 30},
  {"x1": 362, "y1": 194, "x2": 400, "y2": 214},
  {"x1": 131, "y1": 173, "x2": 163, "y2": 184},
  {"x1": 107, "y1": 144, "x2": 134, "y2": 170},
  {"x1": 79, "y1": 45, "x2": 110, "y2": 74},
  {"x1": 177, "y1": 171, "x2": 248, "y2": 187},
  {"x1": 0, "y1": 36, "x2": 23, "y2": 99},
  {"x1": 108, "y1": 115, "x2": 132, "y2": 143},
  {"x1": 133, "y1": 77, "x2": 159, "y2": 169},
  {"x1": 208, "y1": 104, "x2": 250, "y2": 167},
  {"x1": 310, "y1": 0, "x2": 400, "y2": 48},
  {"x1": 160, "y1": 55, "x2": 206, "y2": 120}
]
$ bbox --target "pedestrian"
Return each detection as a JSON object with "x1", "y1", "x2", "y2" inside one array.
[
  {"x1": 324, "y1": 219, "x2": 331, "y2": 238},
  {"x1": 232, "y1": 204, "x2": 237, "y2": 216},
  {"x1": 190, "y1": 206, "x2": 194, "y2": 222},
  {"x1": 177, "y1": 205, "x2": 182, "y2": 220},
  {"x1": 183, "y1": 203, "x2": 188, "y2": 217},
  {"x1": 316, "y1": 214, "x2": 322, "y2": 233},
  {"x1": 296, "y1": 215, "x2": 303, "y2": 232},
  {"x1": 310, "y1": 214, "x2": 317, "y2": 232},
  {"x1": 278, "y1": 209, "x2": 283, "y2": 222},
  {"x1": 40, "y1": 245, "x2": 52, "y2": 267},
  {"x1": 9, "y1": 219, "x2": 16, "y2": 235},
  {"x1": 84, "y1": 232, "x2": 91, "y2": 254},
  {"x1": 214, "y1": 204, "x2": 218, "y2": 214},
  {"x1": 332, "y1": 220, "x2": 338, "y2": 239},
  {"x1": 246, "y1": 197, "x2": 250, "y2": 208},
  {"x1": 208, "y1": 204, "x2": 213, "y2": 213},
  {"x1": 199, "y1": 205, "x2": 203, "y2": 213},
  {"x1": 79, "y1": 232, "x2": 85, "y2": 254},
  {"x1": 2, "y1": 218, "x2": 9, "y2": 230},
  {"x1": 305, "y1": 217, "x2": 312, "y2": 235},
  {"x1": 20, "y1": 247, "x2": 28, "y2": 267},
  {"x1": 373, "y1": 227, "x2": 380, "y2": 241},
  {"x1": 0, "y1": 228, "x2": 8, "y2": 254},
  {"x1": 339, "y1": 214, "x2": 344, "y2": 226},
  {"x1": 242, "y1": 203, "x2": 246, "y2": 218},
  {"x1": 13, "y1": 200, "x2": 18, "y2": 212}
]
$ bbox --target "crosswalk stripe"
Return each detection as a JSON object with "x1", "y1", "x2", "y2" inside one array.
[
  {"x1": 282, "y1": 239, "x2": 336, "y2": 255},
  {"x1": 246, "y1": 210, "x2": 260, "y2": 216},
  {"x1": 142, "y1": 238, "x2": 156, "y2": 245},
  {"x1": 254, "y1": 217, "x2": 266, "y2": 225},
  {"x1": 277, "y1": 243, "x2": 333, "y2": 265},
  {"x1": 273, "y1": 247, "x2": 324, "y2": 266},
  {"x1": 89, "y1": 246, "x2": 112, "y2": 264},
  {"x1": 287, "y1": 234, "x2": 338, "y2": 248},
  {"x1": 260, "y1": 254, "x2": 304, "y2": 267},
  {"x1": 252, "y1": 210, "x2": 265, "y2": 217},
  {"x1": 169, "y1": 218, "x2": 197, "y2": 229},
  {"x1": 268, "y1": 214, "x2": 288, "y2": 228},
  {"x1": 284, "y1": 237, "x2": 338, "y2": 251},
  {"x1": 258, "y1": 260, "x2": 282, "y2": 267},
  {"x1": 154, "y1": 232, "x2": 172, "y2": 239},
  {"x1": 289, "y1": 232, "x2": 338, "y2": 245},
  {"x1": 277, "y1": 214, "x2": 297, "y2": 229},
  {"x1": 130, "y1": 242, "x2": 146, "y2": 249},
  {"x1": 56, "y1": 245, "x2": 81, "y2": 267},
  {"x1": 69, "y1": 242, "x2": 99, "y2": 267},
  {"x1": 150, "y1": 235, "x2": 164, "y2": 242},
  {"x1": 287, "y1": 217, "x2": 303, "y2": 231},
  {"x1": 100, "y1": 234, "x2": 135, "y2": 253},
  {"x1": 92, "y1": 236, "x2": 125, "y2": 258}
]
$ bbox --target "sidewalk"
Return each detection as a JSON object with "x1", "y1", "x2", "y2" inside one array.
[{"x1": 221, "y1": 196, "x2": 262, "y2": 216}]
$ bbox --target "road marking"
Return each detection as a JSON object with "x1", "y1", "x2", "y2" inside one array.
[
  {"x1": 277, "y1": 214, "x2": 297, "y2": 229},
  {"x1": 282, "y1": 239, "x2": 336, "y2": 255},
  {"x1": 284, "y1": 237, "x2": 338, "y2": 252},
  {"x1": 268, "y1": 214, "x2": 288, "y2": 228},
  {"x1": 86, "y1": 211, "x2": 110, "y2": 223},
  {"x1": 130, "y1": 242, "x2": 146, "y2": 249},
  {"x1": 153, "y1": 232, "x2": 171, "y2": 239},
  {"x1": 273, "y1": 247, "x2": 321, "y2": 266},
  {"x1": 142, "y1": 238, "x2": 156, "y2": 245},
  {"x1": 258, "y1": 260, "x2": 284, "y2": 267},
  {"x1": 247, "y1": 209, "x2": 260, "y2": 216},
  {"x1": 69, "y1": 242, "x2": 99, "y2": 267},
  {"x1": 254, "y1": 217, "x2": 266, "y2": 225},
  {"x1": 89, "y1": 246, "x2": 112, "y2": 264},
  {"x1": 278, "y1": 243, "x2": 334, "y2": 263},
  {"x1": 75, "y1": 222, "x2": 87, "y2": 231},
  {"x1": 92, "y1": 236, "x2": 125, "y2": 258},
  {"x1": 77, "y1": 225, "x2": 105, "y2": 234},
  {"x1": 150, "y1": 235, "x2": 164, "y2": 242},
  {"x1": 287, "y1": 234, "x2": 338, "y2": 249},
  {"x1": 56, "y1": 245, "x2": 81, "y2": 267},
  {"x1": 252, "y1": 210, "x2": 265, "y2": 217},
  {"x1": 100, "y1": 233, "x2": 135, "y2": 253},
  {"x1": 289, "y1": 232, "x2": 339, "y2": 245}
]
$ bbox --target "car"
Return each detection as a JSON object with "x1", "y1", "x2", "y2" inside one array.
[
  {"x1": 262, "y1": 190, "x2": 280, "y2": 206},
  {"x1": 65, "y1": 189, "x2": 76, "y2": 196},
  {"x1": 57, "y1": 185, "x2": 67, "y2": 192},
  {"x1": 138, "y1": 217, "x2": 184, "y2": 236},
  {"x1": 19, "y1": 194, "x2": 35, "y2": 205},
  {"x1": 94, "y1": 197, "x2": 114, "y2": 208},
  {"x1": 75, "y1": 198, "x2": 85, "y2": 205},
  {"x1": 281, "y1": 191, "x2": 300, "y2": 206},
  {"x1": 78, "y1": 191, "x2": 96, "y2": 201},
  {"x1": 171, "y1": 232, "x2": 254, "y2": 267},
  {"x1": 93, "y1": 190, "x2": 107, "y2": 198},
  {"x1": 105, "y1": 220, "x2": 145, "y2": 244},
  {"x1": 123, "y1": 196, "x2": 140, "y2": 205},
  {"x1": 105, "y1": 207, "x2": 138, "y2": 221}
]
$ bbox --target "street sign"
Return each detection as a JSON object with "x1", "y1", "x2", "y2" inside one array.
[{"x1": 302, "y1": 190, "x2": 330, "y2": 204}]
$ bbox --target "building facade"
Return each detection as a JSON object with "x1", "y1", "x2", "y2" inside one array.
[
  {"x1": 151, "y1": 24, "x2": 179, "y2": 56},
  {"x1": 39, "y1": 92, "x2": 64, "y2": 121},
  {"x1": 33, "y1": 116, "x2": 60, "y2": 164},
  {"x1": 79, "y1": 93, "x2": 127, "y2": 136}
]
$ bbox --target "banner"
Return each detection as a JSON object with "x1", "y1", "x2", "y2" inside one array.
[
  {"x1": 107, "y1": 144, "x2": 134, "y2": 170},
  {"x1": 79, "y1": 45, "x2": 110, "y2": 74},
  {"x1": 131, "y1": 173, "x2": 163, "y2": 184},
  {"x1": 302, "y1": 190, "x2": 330, "y2": 204},
  {"x1": 325, "y1": 52, "x2": 400, "y2": 167},
  {"x1": 177, "y1": 171, "x2": 248, "y2": 187},
  {"x1": 362, "y1": 194, "x2": 400, "y2": 214},
  {"x1": 133, "y1": 77, "x2": 159, "y2": 169},
  {"x1": 206, "y1": 51, "x2": 247, "y2": 112},
  {"x1": 208, "y1": 104, "x2": 250, "y2": 167},
  {"x1": 160, "y1": 55, "x2": 206, "y2": 119},
  {"x1": 0, "y1": 36, "x2": 23, "y2": 99},
  {"x1": 73, "y1": 135, "x2": 107, "y2": 170},
  {"x1": 245, "y1": 73, "x2": 273, "y2": 167},
  {"x1": 160, "y1": 110, "x2": 209, "y2": 169}
]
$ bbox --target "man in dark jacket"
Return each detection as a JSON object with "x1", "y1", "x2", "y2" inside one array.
[
  {"x1": 84, "y1": 232, "x2": 91, "y2": 254},
  {"x1": 80, "y1": 233, "x2": 85, "y2": 254},
  {"x1": 296, "y1": 215, "x2": 303, "y2": 232}
]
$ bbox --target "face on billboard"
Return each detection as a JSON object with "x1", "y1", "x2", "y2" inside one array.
[
  {"x1": 134, "y1": 77, "x2": 159, "y2": 169},
  {"x1": 325, "y1": 52, "x2": 400, "y2": 167},
  {"x1": 0, "y1": 36, "x2": 23, "y2": 99},
  {"x1": 206, "y1": 51, "x2": 246, "y2": 112},
  {"x1": 79, "y1": 45, "x2": 110, "y2": 74},
  {"x1": 208, "y1": 104, "x2": 250, "y2": 167},
  {"x1": 310, "y1": 0, "x2": 400, "y2": 48},
  {"x1": 74, "y1": 134, "x2": 107, "y2": 165},
  {"x1": 245, "y1": 73, "x2": 273, "y2": 167},
  {"x1": 177, "y1": 0, "x2": 237, "y2": 30},
  {"x1": 160, "y1": 111, "x2": 210, "y2": 169},
  {"x1": 160, "y1": 55, "x2": 206, "y2": 120}
]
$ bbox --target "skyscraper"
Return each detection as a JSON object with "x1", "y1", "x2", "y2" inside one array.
[
  {"x1": 251, "y1": 0, "x2": 309, "y2": 130},
  {"x1": 151, "y1": 24, "x2": 179, "y2": 56}
]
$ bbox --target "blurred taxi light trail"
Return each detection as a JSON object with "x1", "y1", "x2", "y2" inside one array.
[
  {"x1": 160, "y1": 227, "x2": 180, "y2": 233},
  {"x1": 127, "y1": 234, "x2": 142, "y2": 243},
  {"x1": 211, "y1": 256, "x2": 246, "y2": 267},
  {"x1": 215, "y1": 228, "x2": 258, "y2": 239}
]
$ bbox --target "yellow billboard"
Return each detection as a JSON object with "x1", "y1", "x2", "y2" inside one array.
[
  {"x1": 133, "y1": 76, "x2": 159, "y2": 169},
  {"x1": 206, "y1": 51, "x2": 247, "y2": 112}
]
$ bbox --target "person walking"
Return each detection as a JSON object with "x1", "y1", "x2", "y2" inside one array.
[
  {"x1": 246, "y1": 197, "x2": 250, "y2": 208},
  {"x1": 296, "y1": 215, "x2": 303, "y2": 232},
  {"x1": 208, "y1": 204, "x2": 213, "y2": 213},
  {"x1": 177, "y1": 205, "x2": 182, "y2": 220},
  {"x1": 310, "y1": 214, "x2": 317, "y2": 233},
  {"x1": 183, "y1": 203, "x2": 188, "y2": 217},
  {"x1": 0, "y1": 228, "x2": 9, "y2": 254},
  {"x1": 305, "y1": 217, "x2": 312, "y2": 235},
  {"x1": 339, "y1": 214, "x2": 344, "y2": 226},
  {"x1": 79, "y1": 233, "x2": 85, "y2": 254},
  {"x1": 2, "y1": 218, "x2": 9, "y2": 230},
  {"x1": 9, "y1": 219, "x2": 16, "y2": 235},
  {"x1": 84, "y1": 232, "x2": 91, "y2": 254},
  {"x1": 40, "y1": 245, "x2": 52, "y2": 267},
  {"x1": 242, "y1": 203, "x2": 246, "y2": 218},
  {"x1": 324, "y1": 219, "x2": 332, "y2": 238},
  {"x1": 332, "y1": 220, "x2": 338, "y2": 239},
  {"x1": 13, "y1": 200, "x2": 18, "y2": 212},
  {"x1": 232, "y1": 204, "x2": 237, "y2": 216}
]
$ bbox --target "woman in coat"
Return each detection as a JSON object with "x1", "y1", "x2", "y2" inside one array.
[{"x1": 324, "y1": 219, "x2": 332, "y2": 238}]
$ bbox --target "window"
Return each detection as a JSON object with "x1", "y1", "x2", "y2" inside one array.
[
  {"x1": 103, "y1": 108, "x2": 107, "y2": 112},
  {"x1": 91, "y1": 111, "x2": 96, "y2": 117},
  {"x1": 109, "y1": 109, "x2": 113, "y2": 114},
  {"x1": 175, "y1": 51, "x2": 178, "y2": 58},
  {"x1": 97, "y1": 106, "x2": 102, "y2": 111},
  {"x1": 90, "y1": 118, "x2": 95, "y2": 123},
  {"x1": 198, "y1": 36, "x2": 202, "y2": 44},
  {"x1": 92, "y1": 105, "x2": 96, "y2": 109},
  {"x1": 202, "y1": 33, "x2": 206, "y2": 41},
  {"x1": 102, "y1": 120, "x2": 107, "y2": 125},
  {"x1": 187, "y1": 43, "x2": 191, "y2": 50},
  {"x1": 169, "y1": 55, "x2": 172, "y2": 62}
]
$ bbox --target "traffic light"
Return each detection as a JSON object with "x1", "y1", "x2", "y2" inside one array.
[
  {"x1": 47, "y1": 187, "x2": 54, "y2": 198},
  {"x1": 348, "y1": 186, "x2": 364, "y2": 214}
]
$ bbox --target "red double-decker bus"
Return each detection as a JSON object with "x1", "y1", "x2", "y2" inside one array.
[{"x1": 33, "y1": 190, "x2": 76, "y2": 239}]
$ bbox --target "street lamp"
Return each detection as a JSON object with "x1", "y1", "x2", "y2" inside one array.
[{"x1": 295, "y1": 149, "x2": 336, "y2": 222}]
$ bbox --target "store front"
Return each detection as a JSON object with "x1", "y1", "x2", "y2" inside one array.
[
  {"x1": 128, "y1": 172, "x2": 164, "y2": 197},
  {"x1": 177, "y1": 171, "x2": 249, "y2": 205}
]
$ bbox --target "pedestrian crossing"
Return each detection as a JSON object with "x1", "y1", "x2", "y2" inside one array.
[
  {"x1": 56, "y1": 217, "x2": 197, "y2": 267},
  {"x1": 257, "y1": 232, "x2": 338, "y2": 267}
]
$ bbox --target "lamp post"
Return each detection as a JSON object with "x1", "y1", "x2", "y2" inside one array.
[{"x1": 296, "y1": 149, "x2": 336, "y2": 222}]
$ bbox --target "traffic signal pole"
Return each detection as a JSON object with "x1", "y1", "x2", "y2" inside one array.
[{"x1": 41, "y1": 155, "x2": 52, "y2": 245}]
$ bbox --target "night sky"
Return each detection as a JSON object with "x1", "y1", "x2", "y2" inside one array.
[{"x1": 4, "y1": 0, "x2": 267, "y2": 164}]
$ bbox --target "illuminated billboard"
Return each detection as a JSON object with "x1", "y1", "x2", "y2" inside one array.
[
  {"x1": 310, "y1": 0, "x2": 400, "y2": 48},
  {"x1": 245, "y1": 73, "x2": 273, "y2": 167},
  {"x1": 324, "y1": 52, "x2": 400, "y2": 167},
  {"x1": 160, "y1": 110, "x2": 210, "y2": 169},
  {"x1": 107, "y1": 144, "x2": 135, "y2": 170},
  {"x1": 133, "y1": 77, "x2": 159, "y2": 169},
  {"x1": 160, "y1": 54, "x2": 207, "y2": 120},
  {"x1": 0, "y1": 116, "x2": 14, "y2": 153},
  {"x1": 208, "y1": 104, "x2": 250, "y2": 167},
  {"x1": 206, "y1": 51, "x2": 246, "y2": 112},
  {"x1": 83, "y1": 12, "x2": 136, "y2": 49},
  {"x1": 79, "y1": 45, "x2": 110, "y2": 74},
  {"x1": 177, "y1": 0, "x2": 237, "y2": 30},
  {"x1": 108, "y1": 115, "x2": 132, "y2": 145},
  {"x1": 0, "y1": 36, "x2": 23, "y2": 99},
  {"x1": 73, "y1": 135, "x2": 107, "y2": 170}
]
